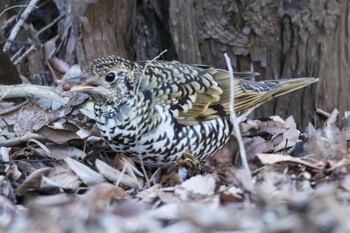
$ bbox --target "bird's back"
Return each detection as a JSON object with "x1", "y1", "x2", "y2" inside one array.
[{"x1": 136, "y1": 60, "x2": 318, "y2": 123}]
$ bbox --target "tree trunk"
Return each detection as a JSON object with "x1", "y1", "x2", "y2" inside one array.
[{"x1": 73, "y1": 0, "x2": 347, "y2": 128}]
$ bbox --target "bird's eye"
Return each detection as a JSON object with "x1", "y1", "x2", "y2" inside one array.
[{"x1": 105, "y1": 72, "x2": 116, "y2": 82}]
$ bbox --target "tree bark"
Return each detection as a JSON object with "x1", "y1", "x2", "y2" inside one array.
[
  {"x1": 72, "y1": 0, "x2": 136, "y2": 66},
  {"x1": 72, "y1": 0, "x2": 347, "y2": 128}
]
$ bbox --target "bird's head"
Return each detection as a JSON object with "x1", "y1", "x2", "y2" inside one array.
[{"x1": 63, "y1": 55, "x2": 140, "y2": 104}]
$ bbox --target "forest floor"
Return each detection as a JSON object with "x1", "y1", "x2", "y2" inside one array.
[{"x1": 1, "y1": 2, "x2": 350, "y2": 233}]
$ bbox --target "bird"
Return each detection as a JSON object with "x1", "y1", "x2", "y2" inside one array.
[{"x1": 63, "y1": 55, "x2": 318, "y2": 168}]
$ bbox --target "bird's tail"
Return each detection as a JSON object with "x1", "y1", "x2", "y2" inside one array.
[
  {"x1": 269, "y1": 77, "x2": 319, "y2": 98},
  {"x1": 206, "y1": 67, "x2": 319, "y2": 118},
  {"x1": 231, "y1": 77, "x2": 319, "y2": 117}
]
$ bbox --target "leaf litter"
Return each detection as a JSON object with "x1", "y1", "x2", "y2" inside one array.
[
  {"x1": 3, "y1": 85, "x2": 350, "y2": 232},
  {"x1": 0, "y1": 1, "x2": 350, "y2": 232}
]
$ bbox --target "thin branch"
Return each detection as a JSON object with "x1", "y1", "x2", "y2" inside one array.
[
  {"x1": 1, "y1": 16, "x2": 16, "y2": 31},
  {"x1": 13, "y1": 44, "x2": 35, "y2": 64},
  {"x1": 224, "y1": 53, "x2": 251, "y2": 177},
  {"x1": 10, "y1": 46, "x2": 25, "y2": 61},
  {"x1": 3, "y1": 0, "x2": 41, "y2": 52},
  {"x1": 36, "y1": 13, "x2": 65, "y2": 37},
  {"x1": 0, "y1": 133, "x2": 47, "y2": 147},
  {"x1": 0, "y1": 84, "x2": 69, "y2": 104},
  {"x1": 315, "y1": 107, "x2": 331, "y2": 119},
  {"x1": 0, "y1": 4, "x2": 38, "y2": 18}
]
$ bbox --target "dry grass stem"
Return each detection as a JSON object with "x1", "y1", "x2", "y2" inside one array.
[{"x1": 224, "y1": 53, "x2": 252, "y2": 178}]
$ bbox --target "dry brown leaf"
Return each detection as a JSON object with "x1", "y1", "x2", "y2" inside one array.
[
  {"x1": 153, "y1": 189, "x2": 182, "y2": 205},
  {"x1": 16, "y1": 167, "x2": 52, "y2": 196},
  {"x1": 210, "y1": 145, "x2": 235, "y2": 165},
  {"x1": 136, "y1": 184, "x2": 161, "y2": 201},
  {"x1": 95, "y1": 159, "x2": 141, "y2": 189},
  {"x1": 45, "y1": 166, "x2": 81, "y2": 190},
  {"x1": 240, "y1": 119, "x2": 260, "y2": 134},
  {"x1": 35, "y1": 125, "x2": 80, "y2": 144},
  {"x1": 264, "y1": 134, "x2": 284, "y2": 152},
  {"x1": 62, "y1": 64, "x2": 81, "y2": 80},
  {"x1": 175, "y1": 174, "x2": 216, "y2": 200},
  {"x1": 5, "y1": 164, "x2": 22, "y2": 181},
  {"x1": 14, "y1": 103, "x2": 48, "y2": 137},
  {"x1": 219, "y1": 186, "x2": 244, "y2": 204},
  {"x1": 37, "y1": 144, "x2": 86, "y2": 160},
  {"x1": 42, "y1": 35, "x2": 59, "y2": 63},
  {"x1": 49, "y1": 57, "x2": 70, "y2": 73},
  {"x1": 306, "y1": 109, "x2": 348, "y2": 161},
  {"x1": 274, "y1": 116, "x2": 300, "y2": 151},
  {"x1": 244, "y1": 136, "x2": 267, "y2": 160},
  {"x1": 115, "y1": 156, "x2": 144, "y2": 177},
  {"x1": 259, "y1": 117, "x2": 287, "y2": 135},
  {"x1": 82, "y1": 183, "x2": 129, "y2": 215},
  {"x1": 255, "y1": 153, "x2": 323, "y2": 170},
  {"x1": 64, "y1": 157, "x2": 105, "y2": 186}
]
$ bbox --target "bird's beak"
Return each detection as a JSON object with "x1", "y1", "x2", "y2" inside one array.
[
  {"x1": 62, "y1": 76, "x2": 98, "y2": 92},
  {"x1": 62, "y1": 76, "x2": 108, "y2": 101}
]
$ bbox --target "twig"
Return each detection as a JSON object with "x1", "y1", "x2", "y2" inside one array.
[
  {"x1": 1, "y1": 16, "x2": 16, "y2": 31},
  {"x1": 0, "y1": 100, "x2": 28, "y2": 115},
  {"x1": 0, "y1": 158, "x2": 63, "y2": 165},
  {"x1": 0, "y1": 86, "x2": 13, "y2": 101},
  {"x1": 13, "y1": 44, "x2": 35, "y2": 65},
  {"x1": 0, "y1": 4, "x2": 38, "y2": 17},
  {"x1": 11, "y1": 13, "x2": 64, "y2": 64},
  {"x1": 3, "y1": 0, "x2": 41, "y2": 52},
  {"x1": 0, "y1": 84, "x2": 69, "y2": 104},
  {"x1": 224, "y1": 53, "x2": 251, "y2": 177},
  {"x1": 315, "y1": 107, "x2": 331, "y2": 119},
  {"x1": 0, "y1": 133, "x2": 47, "y2": 147},
  {"x1": 36, "y1": 13, "x2": 65, "y2": 36},
  {"x1": 326, "y1": 109, "x2": 339, "y2": 125},
  {"x1": 115, "y1": 163, "x2": 129, "y2": 187},
  {"x1": 10, "y1": 45, "x2": 25, "y2": 61},
  {"x1": 136, "y1": 49, "x2": 167, "y2": 188}
]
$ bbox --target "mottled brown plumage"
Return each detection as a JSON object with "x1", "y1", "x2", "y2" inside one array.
[{"x1": 64, "y1": 55, "x2": 318, "y2": 167}]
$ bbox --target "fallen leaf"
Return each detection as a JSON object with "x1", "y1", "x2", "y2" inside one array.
[
  {"x1": 37, "y1": 144, "x2": 86, "y2": 160},
  {"x1": 5, "y1": 164, "x2": 22, "y2": 181},
  {"x1": 49, "y1": 57, "x2": 70, "y2": 73},
  {"x1": 64, "y1": 157, "x2": 105, "y2": 186},
  {"x1": 255, "y1": 153, "x2": 323, "y2": 170},
  {"x1": 45, "y1": 165, "x2": 82, "y2": 190},
  {"x1": 175, "y1": 174, "x2": 216, "y2": 200},
  {"x1": 16, "y1": 167, "x2": 52, "y2": 196},
  {"x1": 274, "y1": 116, "x2": 300, "y2": 151},
  {"x1": 36, "y1": 125, "x2": 80, "y2": 144},
  {"x1": 244, "y1": 136, "x2": 267, "y2": 160},
  {"x1": 95, "y1": 159, "x2": 141, "y2": 189},
  {"x1": 14, "y1": 103, "x2": 48, "y2": 137}
]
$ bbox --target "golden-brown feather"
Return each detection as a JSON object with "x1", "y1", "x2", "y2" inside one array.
[{"x1": 137, "y1": 60, "x2": 318, "y2": 125}]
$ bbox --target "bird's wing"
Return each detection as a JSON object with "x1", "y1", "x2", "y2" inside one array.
[
  {"x1": 137, "y1": 60, "x2": 230, "y2": 125},
  {"x1": 137, "y1": 60, "x2": 318, "y2": 125}
]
